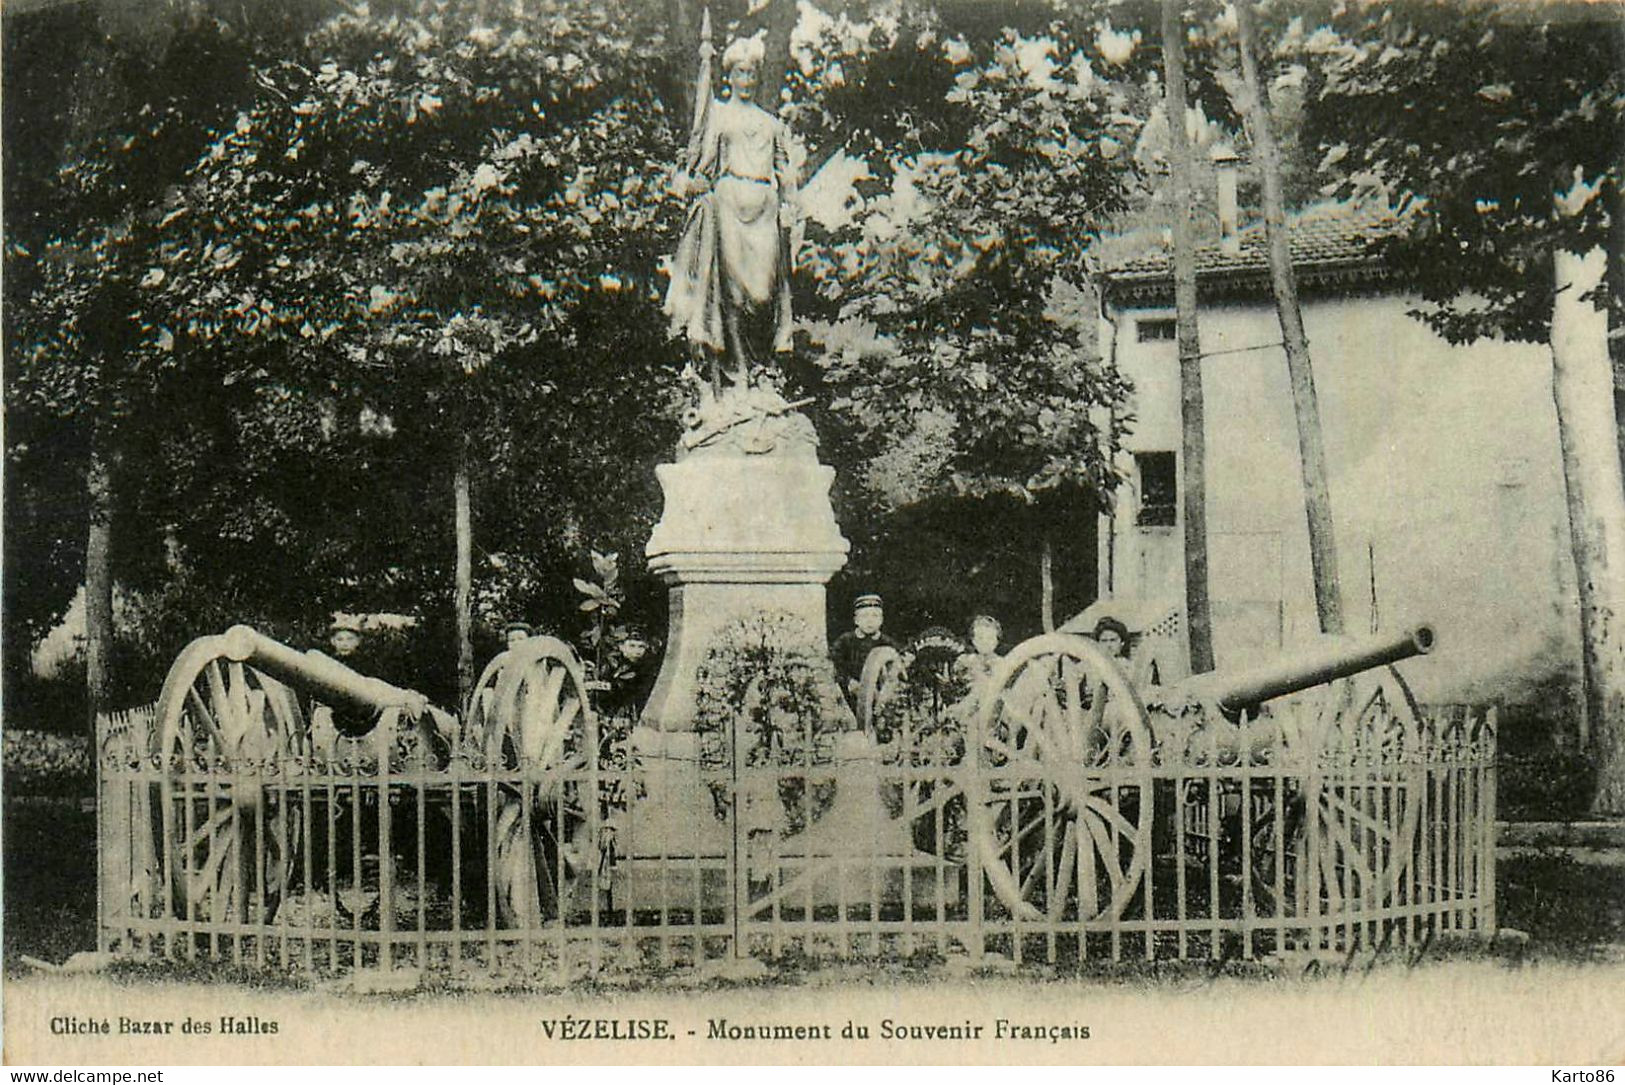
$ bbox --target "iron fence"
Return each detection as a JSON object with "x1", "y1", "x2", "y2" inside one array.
[{"x1": 96, "y1": 680, "x2": 1495, "y2": 983}]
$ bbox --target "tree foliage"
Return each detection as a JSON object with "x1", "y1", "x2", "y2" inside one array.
[
  {"x1": 5, "y1": 0, "x2": 1158, "y2": 707},
  {"x1": 1300, "y1": 0, "x2": 1625, "y2": 813},
  {"x1": 4, "y1": 1, "x2": 310, "y2": 706},
  {"x1": 1301, "y1": 0, "x2": 1625, "y2": 343},
  {"x1": 7, "y1": 0, "x2": 694, "y2": 701},
  {"x1": 792, "y1": 12, "x2": 1141, "y2": 514}
]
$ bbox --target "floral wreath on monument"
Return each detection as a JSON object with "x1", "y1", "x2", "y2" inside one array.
[
  {"x1": 692, "y1": 609, "x2": 849, "y2": 835},
  {"x1": 872, "y1": 630, "x2": 971, "y2": 754}
]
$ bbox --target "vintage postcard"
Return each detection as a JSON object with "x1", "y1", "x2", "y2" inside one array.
[{"x1": 4, "y1": 0, "x2": 1623, "y2": 1066}]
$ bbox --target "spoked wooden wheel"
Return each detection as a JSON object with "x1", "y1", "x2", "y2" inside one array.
[
  {"x1": 485, "y1": 636, "x2": 600, "y2": 926},
  {"x1": 856, "y1": 645, "x2": 906, "y2": 733},
  {"x1": 969, "y1": 634, "x2": 1154, "y2": 922},
  {"x1": 155, "y1": 635, "x2": 307, "y2": 923},
  {"x1": 1252, "y1": 665, "x2": 1424, "y2": 917},
  {"x1": 462, "y1": 649, "x2": 513, "y2": 754}
]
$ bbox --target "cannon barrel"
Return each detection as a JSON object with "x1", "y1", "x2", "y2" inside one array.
[
  {"x1": 222, "y1": 624, "x2": 429, "y2": 720},
  {"x1": 1182, "y1": 624, "x2": 1435, "y2": 715}
]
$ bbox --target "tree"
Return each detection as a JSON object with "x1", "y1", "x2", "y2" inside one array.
[
  {"x1": 1230, "y1": 0, "x2": 1343, "y2": 635},
  {"x1": 1305, "y1": 0, "x2": 1625, "y2": 812},
  {"x1": 9, "y1": 0, "x2": 1158, "y2": 708},
  {"x1": 130, "y1": 0, "x2": 683, "y2": 695},
  {"x1": 5, "y1": 1, "x2": 300, "y2": 723},
  {"x1": 1550, "y1": 204, "x2": 1625, "y2": 811},
  {"x1": 772, "y1": 6, "x2": 1162, "y2": 632},
  {"x1": 1161, "y1": 0, "x2": 1215, "y2": 674},
  {"x1": 799, "y1": 16, "x2": 1138, "y2": 509}
]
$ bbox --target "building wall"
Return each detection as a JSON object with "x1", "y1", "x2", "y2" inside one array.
[{"x1": 1102, "y1": 291, "x2": 1580, "y2": 707}]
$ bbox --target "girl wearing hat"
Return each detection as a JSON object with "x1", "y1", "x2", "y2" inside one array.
[
  {"x1": 954, "y1": 614, "x2": 1004, "y2": 691},
  {"x1": 1091, "y1": 615, "x2": 1131, "y2": 660}
]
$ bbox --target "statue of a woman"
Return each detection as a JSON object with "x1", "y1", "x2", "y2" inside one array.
[{"x1": 664, "y1": 30, "x2": 797, "y2": 389}]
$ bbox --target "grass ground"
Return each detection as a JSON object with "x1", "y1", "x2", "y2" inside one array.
[
  {"x1": 3, "y1": 800, "x2": 97, "y2": 973},
  {"x1": 1496, "y1": 847, "x2": 1625, "y2": 960}
]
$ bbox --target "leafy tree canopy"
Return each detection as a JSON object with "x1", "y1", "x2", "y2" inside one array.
[
  {"x1": 1300, "y1": 0, "x2": 1625, "y2": 344},
  {"x1": 6, "y1": 0, "x2": 1168, "y2": 701},
  {"x1": 786, "y1": 7, "x2": 1146, "y2": 516}
]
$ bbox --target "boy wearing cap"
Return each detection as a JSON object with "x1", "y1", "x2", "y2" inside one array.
[
  {"x1": 830, "y1": 593, "x2": 900, "y2": 703},
  {"x1": 604, "y1": 629, "x2": 658, "y2": 722},
  {"x1": 328, "y1": 614, "x2": 364, "y2": 659}
]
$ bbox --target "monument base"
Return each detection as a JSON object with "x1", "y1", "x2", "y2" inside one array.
[
  {"x1": 613, "y1": 731, "x2": 959, "y2": 912},
  {"x1": 641, "y1": 451, "x2": 850, "y2": 732},
  {"x1": 627, "y1": 400, "x2": 939, "y2": 909}
]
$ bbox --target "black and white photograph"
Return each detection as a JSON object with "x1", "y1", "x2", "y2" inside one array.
[{"x1": 2, "y1": 0, "x2": 1622, "y2": 1067}]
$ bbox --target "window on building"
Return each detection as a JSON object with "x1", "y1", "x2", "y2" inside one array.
[
  {"x1": 1136, "y1": 451, "x2": 1176, "y2": 527},
  {"x1": 1136, "y1": 318, "x2": 1176, "y2": 342}
]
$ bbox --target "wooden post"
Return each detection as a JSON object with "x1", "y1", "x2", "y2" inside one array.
[
  {"x1": 1039, "y1": 537, "x2": 1055, "y2": 633},
  {"x1": 1161, "y1": 0, "x2": 1215, "y2": 674},
  {"x1": 86, "y1": 438, "x2": 115, "y2": 734},
  {"x1": 1234, "y1": 0, "x2": 1345, "y2": 636},
  {"x1": 1481, "y1": 706, "x2": 1498, "y2": 936},
  {"x1": 454, "y1": 438, "x2": 475, "y2": 711}
]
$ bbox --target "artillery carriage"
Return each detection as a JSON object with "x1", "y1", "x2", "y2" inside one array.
[
  {"x1": 857, "y1": 623, "x2": 1437, "y2": 924},
  {"x1": 134, "y1": 625, "x2": 460, "y2": 931},
  {"x1": 102, "y1": 608, "x2": 1485, "y2": 975}
]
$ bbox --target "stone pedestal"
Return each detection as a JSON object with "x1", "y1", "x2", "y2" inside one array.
[
  {"x1": 614, "y1": 730, "x2": 954, "y2": 912},
  {"x1": 641, "y1": 453, "x2": 849, "y2": 732},
  {"x1": 622, "y1": 400, "x2": 945, "y2": 911}
]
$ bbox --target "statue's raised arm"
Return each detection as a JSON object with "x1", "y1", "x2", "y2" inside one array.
[{"x1": 663, "y1": 27, "x2": 796, "y2": 391}]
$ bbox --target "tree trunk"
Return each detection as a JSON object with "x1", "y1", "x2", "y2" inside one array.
[
  {"x1": 666, "y1": 0, "x2": 702, "y2": 131},
  {"x1": 1234, "y1": 0, "x2": 1345, "y2": 636},
  {"x1": 1550, "y1": 244, "x2": 1625, "y2": 814},
  {"x1": 1161, "y1": 0, "x2": 1215, "y2": 674},
  {"x1": 761, "y1": 0, "x2": 796, "y2": 117},
  {"x1": 85, "y1": 434, "x2": 115, "y2": 736},
  {"x1": 1040, "y1": 536, "x2": 1055, "y2": 633},
  {"x1": 1608, "y1": 177, "x2": 1624, "y2": 480},
  {"x1": 454, "y1": 440, "x2": 475, "y2": 710}
]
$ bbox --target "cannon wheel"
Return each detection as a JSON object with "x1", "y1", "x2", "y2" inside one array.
[
  {"x1": 856, "y1": 645, "x2": 906, "y2": 733},
  {"x1": 1251, "y1": 665, "x2": 1424, "y2": 918},
  {"x1": 968, "y1": 634, "x2": 1154, "y2": 922},
  {"x1": 154, "y1": 635, "x2": 307, "y2": 924},
  {"x1": 484, "y1": 636, "x2": 600, "y2": 927},
  {"x1": 462, "y1": 648, "x2": 513, "y2": 753}
]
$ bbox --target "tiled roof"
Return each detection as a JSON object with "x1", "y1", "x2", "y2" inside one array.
[{"x1": 1104, "y1": 206, "x2": 1404, "y2": 287}]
